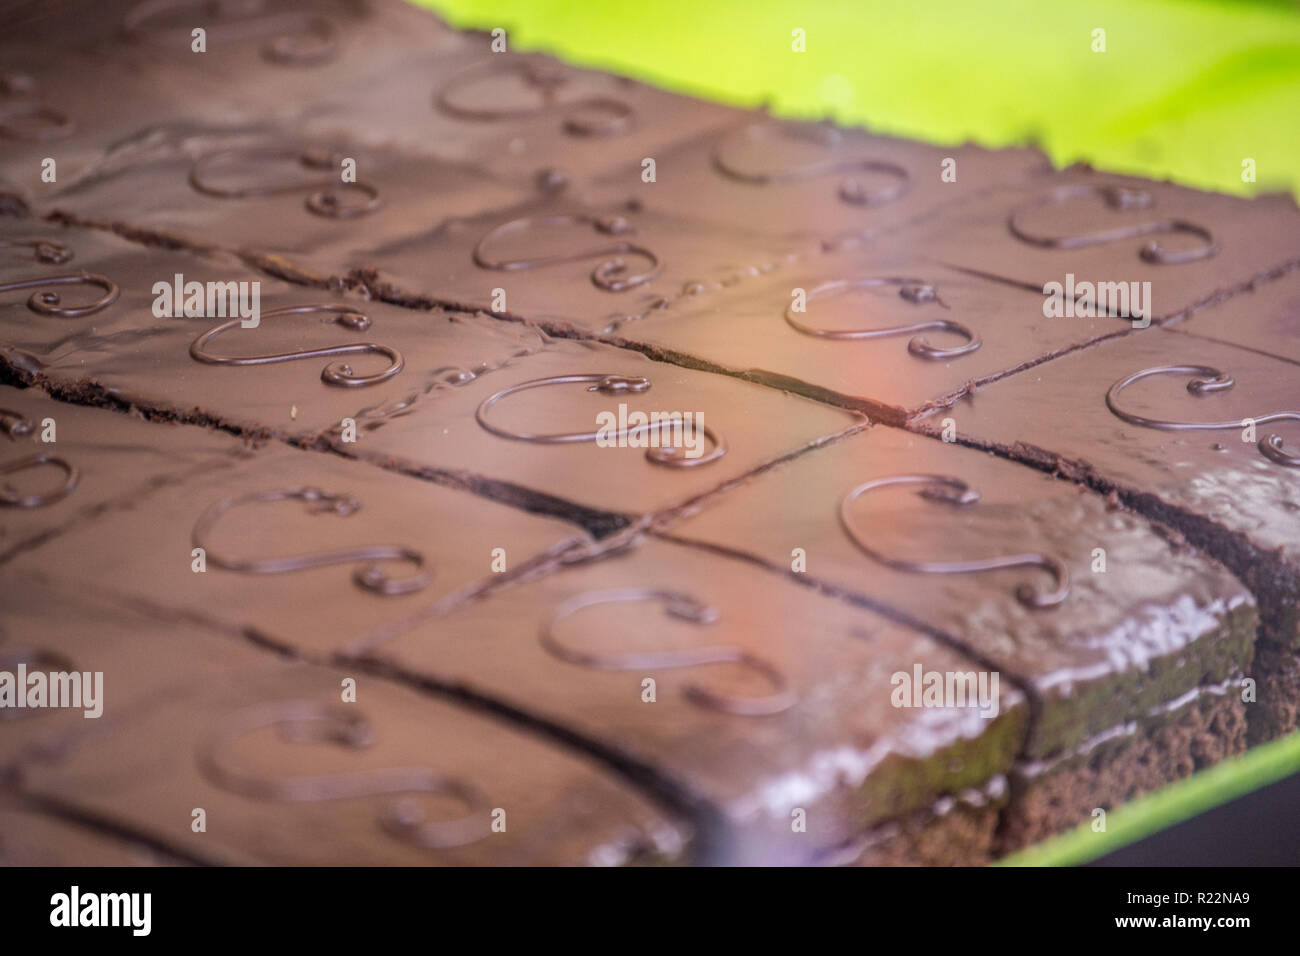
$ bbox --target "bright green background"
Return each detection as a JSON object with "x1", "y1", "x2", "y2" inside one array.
[
  {"x1": 419, "y1": 0, "x2": 1300, "y2": 198},
  {"x1": 415, "y1": 0, "x2": 1300, "y2": 862}
]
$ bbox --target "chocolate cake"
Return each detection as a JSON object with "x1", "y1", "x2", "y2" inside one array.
[
  {"x1": 6, "y1": 574, "x2": 685, "y2": 865},
  {"x1": 0, "y1": 381, "x2": 250, "y2": 561},
  {"x1": 2, "y1": 0, "x2": 1298, "y2": 866},
  {"x1": 0, "y1": 219, "x2": 555, "y2": 444},
  {"x1": 653, "y1": 424, "x2": 1255, "y2": 849},
  {"x1": 324, "y1": 336, "x2": 865, "y2": 519},
  {"x1": 4, "y1": 434, "x2": 592, "y2": 655},
  {"x1": 600, "y1": 253, "x2": 1122, "y2": 425},
  {"x1": 1176, "y1": 263, "x2": 1300, "y2": 366},
  {"x1": 911, "y1": 329, "x2": 1300, "y2": 746},
  {"x1": 345, "y1": 536, "x2": 1028, "y2": 865},
  {"x1": 906, "y1": 166, "x2": 1300, "y2": 324},
  {"x1": 582, "y1": 116, "x2": 1052, "y2": 242}
]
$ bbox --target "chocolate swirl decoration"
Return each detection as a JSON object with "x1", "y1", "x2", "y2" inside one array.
[
  {"x1": 0, "y1": 103, "x2": 75, "y2": 142},
  {"x1": 1008, "y1": 183, "x2": 1218, "y2": 265},
  {"x1": 0, "y1": 454, "x2": 80, "y2": 508},
  {"x1": 473, "y1": 213, "x2": 660, "y2": 292},
  {"x1": 189, "y1": 146, "x2": 380, "y2": 218},
  {"x1": 712, "y1": 121, "x2": 910, "y2": 208},
  {"x1": 197, "y1": 700, "x2": 489, "y2": 849},
  {"x1": 435, "y1": 56, "x2": 633, "y2": 137},
  {"x1": 123, "y1": 0, "x2": 339, "y2": 67},
  {"x1": 191, "y1": 487, "x2": 429, "y2": 595},
  {"x1": 784, "y1": 278, "x2": 980, "y2": 359},
  {"x1": 475, "y1": 373, "x2": 725, "y2": 467},
  {"x1": 0, "y1": 72, "x2": 74, "y2": 141},
  {"x1": 260, "y1": 14, "x2": 337, "y2": 66},
  {"x1": 189, "y1": 304, "x2": 403, "y2": 388},
  {"x1": 541, "y1": 588, "x2": 795, "y2": 716},
  {"x1": 0, "y1": 272, "x2": 120, "y2": 317},
  {"x1": 0, "y1": 237, "x2": 73, "y2": 265},
  {"x1": 1106, "y1": 365, "x2": 1299, "y2": 467},
  {"x1": 1, "y1": 409, "x2": 34, "y2": 440},
  {"x1": 840, "y1": 474, "x2": 1070, "y2": 610}
]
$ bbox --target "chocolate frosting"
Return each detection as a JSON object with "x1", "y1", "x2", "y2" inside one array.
[
  {"x1": 583, "y1": 117, "x2": 1052, "y2": 242},
  {"x1": 7, "y1": 574, "x2": 684, "y2": 865},
  {"x1": 8, "y1": 443, "x2": 589, "y2": 657},
  {"x1": 327, "y1": 336, "x2": 864, "y2": 515},
  {"x1": 0, "y1": 381, "x2": 250, "y2": 561},
  {"x1": 356, "y1": 535, "x2": 1026, "y2": 864},
  {"x1": 605, "y1": 255, "x2": 1128, "y2": 424},
  {"x1": 665, "y1": 423, "x2": 1255, "y2": 758},
  {"x1": 909, "y1": 167, "x2": 1300, "y2": 323}
]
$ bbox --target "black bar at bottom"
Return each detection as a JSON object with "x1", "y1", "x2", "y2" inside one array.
[{"x1": 0, "y1": 865, "x2": 1277, "y2": 942}]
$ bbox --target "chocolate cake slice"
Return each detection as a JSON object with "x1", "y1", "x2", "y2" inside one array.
[
  {"x1": 1175, "y1": 263, "x2": 1300, "y2": 367},
  {"x1": 582, "y1": 116, "x2": 1052, "y2": 242},
  {"x1": 38, "y1": 127, "x2": 532, "y2": 282},
  {"x1": 300, "y1": 45, "x2": 748, "y2": 187},
  {"x1": 0, "y1": 220, "x2": 552, "y2": 444},
  {"x1": 907, "y1": 165, "x2": 1300, "y2": 324},
  {"x1": 653, "y1": 423, "x2": 1255, "y2": 849},
  {"x1": 0, "y1": 219, "x2": 215, "y2": 364},
  {"x1": 14, "y1": 651, "x2": 687, "y2": 865},
  {"x1": 0, "y1": 52, "x2": 227, "y2": 208},
  {"x1": 345, "y1": 535, "x2": 1028, "y2": 865},
  {"x1": 0, "y1": 382, "x2": 251, "y2": 562},
  {"x1": 0, "y1": 0, "x2": 479, "y2": 204},
  {"x1": 911, "y1": 327, "x2": 1299, "y2": 744},
  {"x1": 106, "y1": 0, "x2": 468, "y2": 114},
  {"x1": 324, "y1": 336, "x2": 865, "y2": 519},
  {"x1": 1, "y1": 571, "x2": 277, "y2": 776},
  {"x1": 347, "y1": 193, "x2": 820, "y2": 332},
  {"x1": 600, "y1": 254, "x2": 1130, "y2": 425},
  {"x1": 5, "y1": 442, "x2": 589, "y2": 657}
]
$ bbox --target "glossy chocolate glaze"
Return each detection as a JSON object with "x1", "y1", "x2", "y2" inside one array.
[
  {"x1": 303, "y1": 47, "x2": 748, "y2": 186},
  {"x1": 351, "y1": 535, "x2": 1026, "y2": 864},
  {"x1": 11, "y1": 621, "x2": 685, "y2": 864},
  {"x1": 915, "y1": 328, "x2": 1299, "y2": 651},
  {"x1": 1, "y1": 218, "x2": 247, "y2": 362},
  {"x1": 3, "y1": 0, "x2": 741, "y2": 199},
  {"x1": 604, "y1": 255, "x2": 1128, "y2": 424},
  {"x1": 0, "y1": 219, "x2": 552, "y2": 442},
  {"x1": 2, "y1": 2, "x2": 456, "y2": 201},
  {"x1": 7, "y1": 444, "x2": 588, "y2": 657},
  {"x1": 1176, "y1": 264, "x2": 1300, "y2": 367},
  {"x1": 1, "y1": 571, "x2": 278, "y2": 773},
  {"x1": 663, "y1": 424, "x2": 1255, "y2": 758},
  {"x1": 583, "y1": 116, "x2": 1053, "y2": 242},
  {"x1": 0, "y1": 381, "x2": 250, "y2": 561},
  {"x1": 349, "y1": 194, "x2": 819, "y2": 332},
  {"x1": 327, "y1": 336, "x2": 865, "y2": 516},
  {"x1": 0, "y1": 53, "x2": 242, "y2": 205},
  {"x1": 908, "y1": 166, "x2": 1300, "y2": 323},
  {"x1": 38, "y1": 127, "x2": 533, "y2": 281}
]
